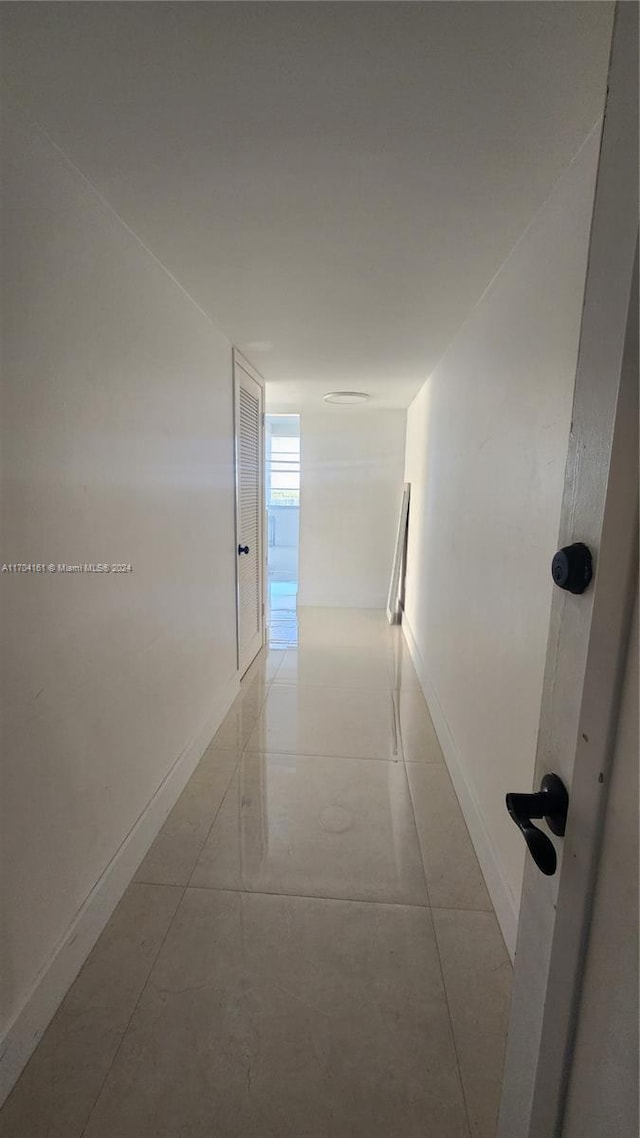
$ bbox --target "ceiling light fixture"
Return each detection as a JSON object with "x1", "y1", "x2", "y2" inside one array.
[
  {"x1": 245, "y1": 340, "x2": 273, "y2": 352},
  {"x1": 323, "y1": 391, "x2": 370, "y2": 405}
]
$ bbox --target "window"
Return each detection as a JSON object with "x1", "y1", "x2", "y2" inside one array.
[{"x1": 267, "y1": 435, "x2": 300, "y2": 507}]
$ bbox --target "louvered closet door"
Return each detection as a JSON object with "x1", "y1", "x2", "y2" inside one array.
[{"x1": 234, "y1": 352, "x2": 265, "y2": 676}]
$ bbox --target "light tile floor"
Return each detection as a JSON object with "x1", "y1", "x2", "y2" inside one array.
[{"x1": 0, "y1": 608, "x2": 512, "y2": 1138}]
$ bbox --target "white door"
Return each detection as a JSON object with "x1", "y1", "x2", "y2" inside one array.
[
  {"x1": 234, "y1": 349, "x2": 265, "y2": 676},
  {"x1": 498, "y1": 6, "x2": 638, "y2": 1137}
]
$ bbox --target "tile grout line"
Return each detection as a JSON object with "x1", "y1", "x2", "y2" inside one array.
[
  {"x1": 239, "y1": 654, "x2": 277, "y2": 760},
  {"x1": 212, "y1": 744, "x2": 442, "y2": 765},
  {"x1": 136, "y1": 751, "x2": 241, "y2": 890},
  {"x1": 105, "y1": 630, "x2": 472, "y2": 1133},
  {"x1": 178, "y1": 657, "x2": 275, "y2": 893},
  {"x1": 186, "y1": 643, "x2": 434, "y2": 911},
  {"x1": 403, "y1": 750, "x2": 474, "y2": 1138},
  {"x1": 267, "y1": 650, "x2": 285, "y2": 684},
  {"x1": 174, "y1": 649, "x2": 277, "y2": 893},
  {"x1": 269, "y1": 676, "x2": 421, "y2": 691},
  {"x1": 77, "y1": 659, "x2": 274, "y2": 1134},
  {"x1": 10, "y1": 631, "x2": 444, "y2": 1132},
  {"x1": 429, "y1": 911, "x2": 474, "y2": 1138},
  {"x1": 184, "y1": 883, "x2": 431, "y2": 909},
  {"x1": 226, "y1": 635, "x2": 441, "y2": 917},
  {"x1": 246, "y1": 645, "x2": 434, "y2": 764},
  {"x1": 184, "y1": 754, "x2": 243, "y2": 891},
  {"x1": 402, "y1": 757, "x2": 432, "y2": 910},
  {"x1": 242, "y1": 745, "x2": 406, "y2": 764},
  {"x1": 208, "y1": 633, "x2": 481, "y2": 1138},
  {"x1": 390, "y1": 689, "x2": 399, "y2": 756},
  {"x1": 129, "y1": 883, "x2": 486, "y2": 916},
  {"x1": 78, "y1": 882, "x2": 185, "y2": 1138}
]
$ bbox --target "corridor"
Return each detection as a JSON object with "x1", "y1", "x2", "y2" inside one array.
[{"x1": 1, "y1": 609, "x2": 511, "y2": 1138}]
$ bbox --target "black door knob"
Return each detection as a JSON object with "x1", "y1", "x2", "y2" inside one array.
[
  {"x1": 551, "y1": 542, "x2": 592, "y2": 594},
  {"x1": 505, "y1": 774, "x2": 568, "y2": 876},
  {"x1": 238, "y1": 544, "x2": 250, "y2": 556}
]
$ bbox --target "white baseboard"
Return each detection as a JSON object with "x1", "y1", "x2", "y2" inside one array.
[
  {"x1": 0, "y1": 671, "x2": 240, "y2": 1106},
  {"x1": 402, "y1": 618, "x2": 519, "y2": 960}
]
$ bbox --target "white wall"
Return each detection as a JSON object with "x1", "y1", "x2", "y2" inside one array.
[
  {"x1": 298, "y1": 409, "x2": 406, "y2": 609},
  {"x1": 0, "y1": 110, "x2": 239, "y2": 1093},
  {"x1": 563, "y1": 587, "x2": 638, "y2": 1138},
  {"x1": 402, "y1": 127, "x2": 600, "y2": 953}
]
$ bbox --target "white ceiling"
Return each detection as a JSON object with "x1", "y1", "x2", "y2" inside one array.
[{"x1": 1, "y1": 2, "x2": 613, "y2": 409}]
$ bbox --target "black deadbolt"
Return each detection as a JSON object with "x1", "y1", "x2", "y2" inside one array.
[
  {"x1": 238, "y1": 544, "x2": 250, "y2": 556},
  {"x1": 551, "y1": 542, "x2": 592, "y2": 594},
  {"x1": 505, "y1": 774, "x2": 569, "y2": 876}
]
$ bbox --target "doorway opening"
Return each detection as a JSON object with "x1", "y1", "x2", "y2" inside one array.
[{"x1": 266, "y1": 414, "x2": 300, "y2": 647}]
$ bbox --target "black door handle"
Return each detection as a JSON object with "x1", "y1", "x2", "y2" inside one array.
[
  {"x1": 551, "y1": 542, "x2": 592, "y2": 594},
  {"x1": 505, "y1": 774, "x2": 568, "y2": 876},
  {"x1": 238, "y1": 544, "x2": 250, "y2": 556}
]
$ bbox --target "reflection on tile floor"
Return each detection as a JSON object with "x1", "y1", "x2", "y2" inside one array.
[
  {"x1": 0, "y1": 608, "x2": 512, "y2": 1138},
  {"x1": 190, "y1": 752, "x2": 428, "y2": 905},
  {"x1": 268, "y1": 578, "x2": 299, "y2": 648}
]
